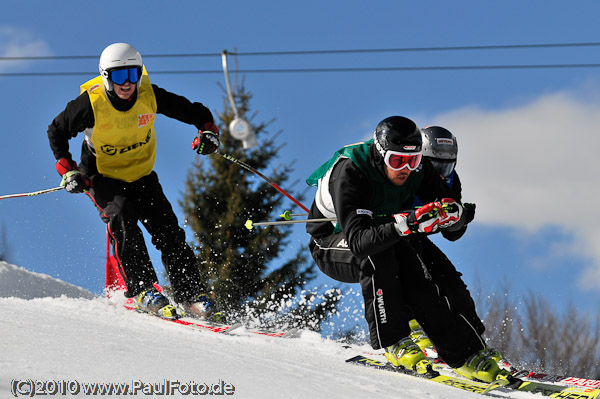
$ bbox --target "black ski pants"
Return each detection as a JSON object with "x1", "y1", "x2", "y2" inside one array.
[
  {"x1": 89, "y1": 171, "x2": 204, "y2": 303},
  {"x1": 309, "y1": 232, "x2": 485, "y2": 368},
  {"x1": 410, "y1": 236, "x2": 485, "y2": 336}
]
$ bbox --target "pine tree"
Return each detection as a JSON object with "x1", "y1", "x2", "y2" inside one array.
[{"x1": 179, "y1": 78, "x2": 340, "y2": 330}]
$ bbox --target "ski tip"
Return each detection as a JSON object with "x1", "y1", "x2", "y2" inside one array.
[
  {"x1": 223, "y1": 322, "x2": 243, "y2": 334},
  {"x1": 280, "y1": 327, "x2": 300, "y2": 338}
]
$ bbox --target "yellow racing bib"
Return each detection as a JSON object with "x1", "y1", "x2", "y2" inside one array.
[{"x1": 80, "y1": 71, "x2": 157, "y2": 182}]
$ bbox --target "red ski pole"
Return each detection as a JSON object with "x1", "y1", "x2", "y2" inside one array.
[{"x1": 216, "y1": 151, "x2": 309, "y2": 213}]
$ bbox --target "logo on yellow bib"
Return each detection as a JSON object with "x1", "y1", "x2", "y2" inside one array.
[
  {"x1": 100, "y1": 129, "x2": 152, "y2": 156},
  {"x1": 138, "y1": 113, "x2": 154, "y2": 128}
]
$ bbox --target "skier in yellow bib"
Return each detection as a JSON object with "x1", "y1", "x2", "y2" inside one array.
[{"x1": 47, "y1": 43, "x2": 222, "y2": 321}]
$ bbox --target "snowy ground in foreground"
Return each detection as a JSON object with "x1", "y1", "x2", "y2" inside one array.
[{"x1": 0, "y1": 261, "x2": 532, "y2": 398}]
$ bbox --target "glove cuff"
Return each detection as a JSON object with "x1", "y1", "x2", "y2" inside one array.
[
  {"x1": 56, "y1": 158, "x2": 78, "y2": 176},
  {"x1": 202, "y1": 121, "x2": 220, "y2": 135}
]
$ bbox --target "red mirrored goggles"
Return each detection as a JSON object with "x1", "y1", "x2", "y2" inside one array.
[{"x1": 384, "y1": 151, "x2": 422, "y2": 171}]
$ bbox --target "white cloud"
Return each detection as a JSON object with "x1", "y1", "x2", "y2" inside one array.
[
  {"x1": 0, "y1": 26, "x2": 52, "y2": 72},
  {"x1": 432, "y1": 82, "x2": 600, "y2": 291}
]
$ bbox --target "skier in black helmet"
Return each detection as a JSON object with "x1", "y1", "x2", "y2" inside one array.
[{"x1": 306, "y1": 116, "x2": 509, "y2": 383}]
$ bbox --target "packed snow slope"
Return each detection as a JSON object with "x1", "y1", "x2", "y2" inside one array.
[{"x1": 0, "y1": 261, "x2": 534, "y2": 398}]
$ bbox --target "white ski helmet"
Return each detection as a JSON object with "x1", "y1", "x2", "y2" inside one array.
[{"x1": 98, "y1": 43, "x2": 143, "y2": 91}]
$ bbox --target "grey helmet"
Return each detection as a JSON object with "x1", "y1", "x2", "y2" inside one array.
[{"x1": 421, "y1": 126, "x2": 458, "y2": 178}]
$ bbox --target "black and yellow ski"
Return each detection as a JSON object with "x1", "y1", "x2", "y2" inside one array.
[{"x1": 346, "y1": 355, "x2": 600, "y2": 398}]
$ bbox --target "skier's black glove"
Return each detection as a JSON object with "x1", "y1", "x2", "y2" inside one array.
[
  {"x1": 56, "y1": 158, "x2": 90, "y2": 194},
  {"x1": 393, "y1": 201, "x2": 444, "y2": 236},
  {"x1": 192, "y1": 122, "x2": 220, "y2": 155},
  {"x1": 463, "y1": 202, "x2": 476, "y2": 225},
  {"x1": 441, "y1": 203, "x2": 474, "y2": 241}
]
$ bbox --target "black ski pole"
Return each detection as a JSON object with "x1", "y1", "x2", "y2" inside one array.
[{"x1": 245, "y1": 217, "x2": 337, "y2": 230}]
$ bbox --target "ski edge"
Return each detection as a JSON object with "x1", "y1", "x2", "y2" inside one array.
[{"x1": 123, "y1": 303, "x2": 297, "y2": 337}]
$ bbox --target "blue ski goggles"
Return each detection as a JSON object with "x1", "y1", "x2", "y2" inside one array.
[{"x1": 107, "y1": 66, "x2": 142, "y2": 85}]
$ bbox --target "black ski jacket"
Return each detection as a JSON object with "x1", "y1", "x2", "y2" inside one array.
[{"x1": 307, "y1": 156, "x2": 462, "y2": 259}]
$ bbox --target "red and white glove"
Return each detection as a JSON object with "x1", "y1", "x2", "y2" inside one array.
[
  {"x1": 192, "y1": 122, "x2": 220, "y2": 155},
  {"x1": 393, "y1": 201, "x2": 445, "y2": 236},
  {"x1": 56, "y1": 158, "x2": 90, "y2": 194},
  {"x1": 438, "y1": 198, "x2": 463, "y2": 228}
]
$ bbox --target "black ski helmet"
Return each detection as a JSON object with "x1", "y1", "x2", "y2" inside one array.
[
  {"x1": 421, "y1": 126, "x2": 458, "y2": 177},
  {"x1": 370, "y1": 116, "x2": 422, "y2": 177},
  {"x1": 373, "y1": 116, "x2": 422, "y2": 156}
]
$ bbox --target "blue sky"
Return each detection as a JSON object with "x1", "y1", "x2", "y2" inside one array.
[{"x1": 1, "y1": 1, "x2": 600, "y2": 322}]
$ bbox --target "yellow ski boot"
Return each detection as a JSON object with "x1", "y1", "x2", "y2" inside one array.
[
  {"x1": 135, "y1": 287, "x2": 179, "y2": 320},
  {"x1": 385, "y1": 337, "x2": 433, "y2": 375},
  {"x1": 455, "y1": 348, "x2": 512, "y2": 383},
  {"x1": 409, "y1": 319, "x2": 433, "y2": 350}
]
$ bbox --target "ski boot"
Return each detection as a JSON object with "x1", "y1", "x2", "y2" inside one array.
[
  {"x1": 409, "y1": 319, "x2": 433, "y2": 351},
  {"x1": 455, "y1": 348, "x2": 512, "y2": 383},
  {"x1": 483, "y1": 347, "x2": 517, "y2": 373},
  {"x1": 135, "y1": 287, "x2": 178, "y2": 319},
  {"x1": 385, "y1": 337, "x2": 434, "y2": 375},
  {"x1": 485, "y1": 347, "x2": 502, "y2": 363},
  {"x1": 181, "y1": 293, "x2": 227, "y2": 323}
]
